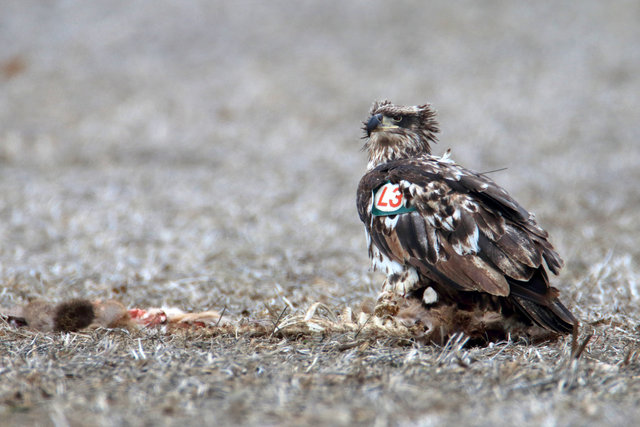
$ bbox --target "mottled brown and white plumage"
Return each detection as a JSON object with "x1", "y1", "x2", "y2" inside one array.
[{"x1": 357, "y1": 100, "x2": 576, "y2": 334}]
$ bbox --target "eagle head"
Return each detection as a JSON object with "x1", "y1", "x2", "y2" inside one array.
[{"x1": 363, "y1": 100, "x2": 439, "y2": 170}]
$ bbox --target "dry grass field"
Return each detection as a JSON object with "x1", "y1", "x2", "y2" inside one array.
[{"x1": 1, "y1": 1, "x2": 639, "y2": 425}]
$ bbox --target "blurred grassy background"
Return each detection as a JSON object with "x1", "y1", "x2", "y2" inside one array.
[
  {"x1": 2, "y1": 0, "x2": 638, "y2": 314},
  {"x1": 1, "y1": 1, "x2": 639, "y2": 425}
]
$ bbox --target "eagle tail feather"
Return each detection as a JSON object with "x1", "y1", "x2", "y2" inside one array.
[
  {"x1": 509, "y1": 295, "x2": 576, "y2": 334},
  {"x1": 506, "y1": 268, "x2": 577, "y2": 333}
]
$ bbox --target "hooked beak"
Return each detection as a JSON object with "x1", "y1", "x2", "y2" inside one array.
[{"x1": 366, "y1": 114, "x2": 399, "y2": 136}]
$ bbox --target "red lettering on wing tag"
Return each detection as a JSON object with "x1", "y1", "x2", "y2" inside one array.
[{"x1": 374, "y1": 183, "x2": 403, "y2": 212}]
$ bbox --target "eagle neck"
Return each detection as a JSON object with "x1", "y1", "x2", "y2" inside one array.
[{"x1": 367, "y1": 145, "x2": 430, "y2": 171}]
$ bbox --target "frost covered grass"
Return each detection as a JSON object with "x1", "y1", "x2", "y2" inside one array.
[{"x1": 1, "y1": 1, "x2": 639, "y2": 425}]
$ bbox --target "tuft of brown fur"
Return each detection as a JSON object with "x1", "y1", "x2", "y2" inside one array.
[
  {"x1": 92, "y1": 299, "x2": 131, "y2": 328},
  {"x1": 53, "y1": 299, "x2": 96, "y2": 332},
  {"x1": 22, "y1": 300, "x2": 57, "y2": 332},
  {"x1": 395, "y1": 297, "x2": 559, "y2": 346}
]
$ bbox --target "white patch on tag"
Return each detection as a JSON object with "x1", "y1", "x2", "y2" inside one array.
[{"x1": 373, "y1": 183, "x2": 404, "y2": 212}]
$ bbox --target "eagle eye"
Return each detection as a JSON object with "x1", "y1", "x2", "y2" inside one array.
[{"x1": 390, "y1": 115, "x2": 403, "y2": 123}]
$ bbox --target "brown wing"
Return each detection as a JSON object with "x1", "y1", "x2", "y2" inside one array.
[{"x1": 357, "y1": 155, "x2": 564, "y2": 299}]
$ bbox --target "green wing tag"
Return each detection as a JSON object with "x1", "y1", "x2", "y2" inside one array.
[{"x1": 371, "y1": 182, "x2": 417, "y2": 216}]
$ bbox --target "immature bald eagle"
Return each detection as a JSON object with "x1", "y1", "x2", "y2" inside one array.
[{"x1": 357, "y1": 100, "x2": 576, "y2": 334}]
